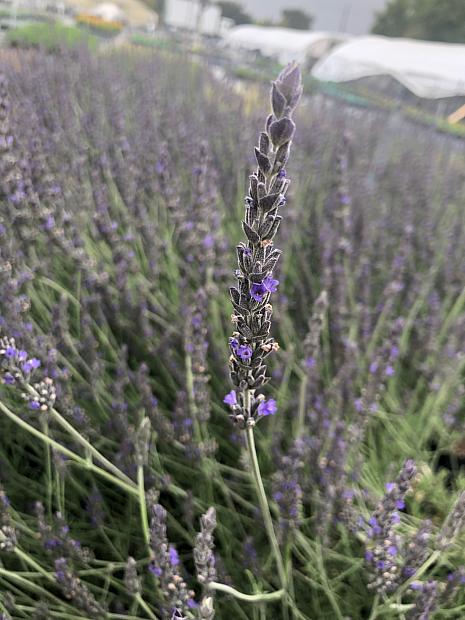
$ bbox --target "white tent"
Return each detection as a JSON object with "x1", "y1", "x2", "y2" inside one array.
[
  {"x1": 224, "y1": 26, "x2": 350, "y2": 65},
  {"x1": 312, "y1": 35, "x2": 465, "y2": 99}
]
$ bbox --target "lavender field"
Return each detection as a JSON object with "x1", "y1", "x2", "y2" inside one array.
[{"x1": 1, "y1": 49, "x2": 465, "y2": 619}]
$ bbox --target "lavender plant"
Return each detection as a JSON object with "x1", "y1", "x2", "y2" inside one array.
[
  {"x1": 1, "y1": 49, "x2": 465, "y2": 620},
  {"x1": 222, "y1": 63, "x2": 302, "y2": 616}
]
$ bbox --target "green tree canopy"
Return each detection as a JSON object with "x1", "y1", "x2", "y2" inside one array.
[
  {"x1": 372, "y1": 0, "x2": 465, "y2": 43},
  {"x1": 280, "y1": 8, "x2": 313, "y2": 30},
  {"x1": 217, "y1": 1, "x2": 252, "y2": 25}
]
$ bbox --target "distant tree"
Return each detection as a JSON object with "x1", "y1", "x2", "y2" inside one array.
[
  {"x1": 217, "y1": 1, "x2": 252, "y2": 25},
  {"x1": 280, "y1": 8, "x2": 313, "y2": 30},
  {"x1": 372, "y1": 0, "x2": 412, "y2": 37},
  {"x1": 372, "y1": 0, "x2": 465, "y2": 43}
]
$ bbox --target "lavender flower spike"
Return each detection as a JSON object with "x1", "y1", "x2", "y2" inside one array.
[
  {"x1": 194, "y1": 507, "x2": 217, "y2": 620},
  {"x1": 194, "y1": 507, "x2": 217, "y2": 587},
  {"x1": 225, "y1": 62, "x2": 302, "y2": 428}
]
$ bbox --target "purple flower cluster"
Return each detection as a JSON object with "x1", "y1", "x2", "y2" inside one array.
[
  {"x1": 223, "y1": 390, "x2": 277, "y2": 418},
  {"x1": 0, "y1": 487, "x2": 16, "y2": 553},
  {"x1": 148, "y1": 498, "x2": 197, "y2": 618},
  {"x1": 362, "y1": 460, "x2": 417, "y2": 593},
  {"x1": 272, "y1": 445, "x2": 304, "y2": 539},
  {"x1": 0, "y1": 336, "x2": 56, "y2": 411},
  {"x1": 407, "y1": 580, "x2": 438, "y2": 620},
  {"x1": 35, "y1": 502, "x2": 93, "y2": 565},
  {"x1": 1, "y1": 337, "x2": 40, "y2": 382},
  {"x1": 54, "y1": 557, "x2": 106, "y2": 618}
]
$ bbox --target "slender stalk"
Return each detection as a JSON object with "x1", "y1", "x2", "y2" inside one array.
[
  {"x1": 41, "y1": 417, "x2": 53, "y2": 516},
  {"x1": 296, "y1": 374, "x2": 307, "y2": 438},
  {"x1": 135, "y1": 593, "x2": 159, "y2": 620},
  {"x1": 367, "y1": 595, "x2": 380, "y2": 620},
  {"x1": 245, "y1": 425, "x2": 288, "y2": 595},
  {"x1": 23, "y1": 373, "x2": 135, "y2": 488},
  {"x1": 209, "y1": 581, "x2": 284, "y2": 603},
  {"x1": 15, "y1": 607, "x2": 149, "y2": 620},
  {"x1": 137, "y1": 464, "x2": 151, "y2": 548},
  {"x1": 13, "y1": 547, "x2": 55, "y2": 582},
  {"x1": 0, "y1": 399, "x2": 138, "y2": 497},
  {"x1": 48, "y1": 403, "x2": 134, "y2": 486}
]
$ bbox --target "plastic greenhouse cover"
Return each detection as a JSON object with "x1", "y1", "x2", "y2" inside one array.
[
  {"x1": 311, "y1": 35, "x2": 465, "y2": 99},
  {"x1": 224, "y1": 26, "x2": 351, "y2": 65}
]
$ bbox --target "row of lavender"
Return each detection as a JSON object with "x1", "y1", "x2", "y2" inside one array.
[{"x1": 1, "y1": 48, "x2": 465, "y2": 619}]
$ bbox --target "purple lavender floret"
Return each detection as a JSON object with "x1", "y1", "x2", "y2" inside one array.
[
  {"x1": 257, "y1": 398, "x2": 277, "y2": 417},
  {"x1": 250, "y1": 276, "x2": 279, "y2": 302},
  {"x1": 223, "y1": 390, "x2": 237, "y2": 406},
  {"x1": 169, "y1": 546, "x2": 180, "y2": 566}
]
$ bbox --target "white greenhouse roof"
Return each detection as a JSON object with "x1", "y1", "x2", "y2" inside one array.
[
  {"x1": 224, "y1": 26, "x2": 350, "y2": 65},
  {"x1": 311, "y1": 35, "x2": 465, "y2": 99}
]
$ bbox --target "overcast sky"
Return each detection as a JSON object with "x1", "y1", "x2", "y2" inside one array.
[{"x1": 244, "y1": 0, "x2": 388, "y2": 34}]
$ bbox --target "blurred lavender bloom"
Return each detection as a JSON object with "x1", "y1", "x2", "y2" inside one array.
[
  {"x1": 362, "y1": 460, "x2": 417, "y2": 593},
  {"x1": 149, "y1": 500, "x2": 195, "y2": 619},
  {"x1": 54, "y1": 557, "x2": 106, "y2": 618},
  {"x1": 194, "y1": 507, "x2": 217, "y2": 588},
  {"x1": 407, "y1": 580, "x2": 438, "y2": 620}
]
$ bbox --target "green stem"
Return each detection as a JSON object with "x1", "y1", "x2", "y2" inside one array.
[
  {"x1": 296, "y1": 374, "x2": 307, "y2": 438},
  {"x1": 48, "y1": 403, "x2": 134, "y2": 486},
  {"x1": 41, "y1": 417, "x2": 53, "y2": 516},
  {"x1": 244, "y1": 425, "x2": 288, "y2": 597},
  {"x1": 209, "y1": 581, "x2": 285, "y2": 603},
  {"x1": 367, "y1": 594, "x2": 379, "y2": 620},
  {"x1": 15, "y1": 606, "x2": 149, "y2": 620},
  {"x1": 135, "y1": 594, "x2": 159, "y2": 620},
  {"x1": 0, "y1": 399, "x2": 138, "y2": 498},
  {"x1": 13, "y1": 547, "x2": 55, "y2": 583},
  {"x1": 137, "y1": 464, "x2": 151, "y2": 548}
]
